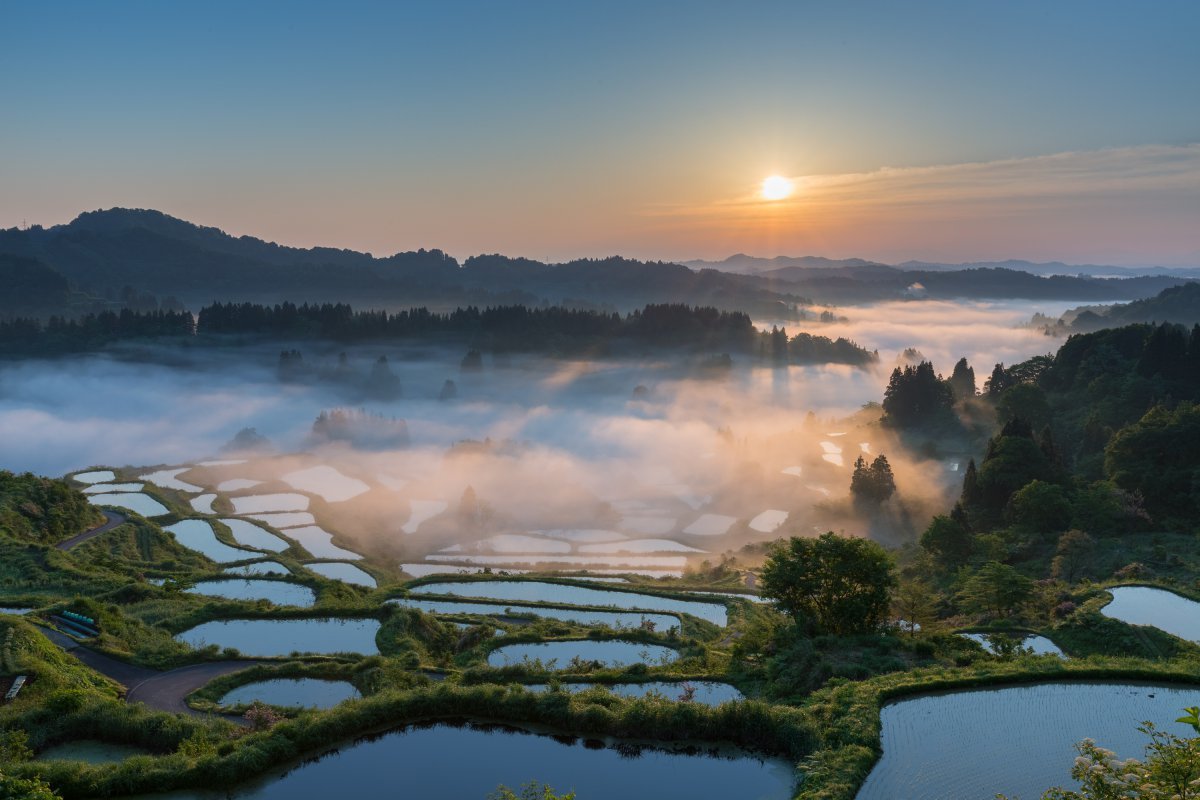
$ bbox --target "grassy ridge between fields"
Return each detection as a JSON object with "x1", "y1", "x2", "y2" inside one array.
[{"x1": 8, "y1": 611, "x2": 1200, "y2": 800}]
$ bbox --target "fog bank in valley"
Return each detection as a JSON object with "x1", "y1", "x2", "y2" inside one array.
[{"x1": 0, "y1": 299, "x2": 1072, "y2": 574}]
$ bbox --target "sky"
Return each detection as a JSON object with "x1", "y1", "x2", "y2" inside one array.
[{"x1": 2, "y1": 0, "x2": 1199, "y2": 265}]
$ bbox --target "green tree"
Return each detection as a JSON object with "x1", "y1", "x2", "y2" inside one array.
[
  {"x1": 891, "y1": 578, "x2": 938, "y2": 636},
  {"x1": 956, "y1": 561, "x2": 1033, "y2": 619},
  {"x1": 0, "y1": 772, "x2": 61, "y2": 800},
  {"x1": 996, "y1": 383, "x2": 1052, "y2": 430},
  {"x1": 961, "y1": 459, "x2": 982, "y2": 507},
  {"x1": 1105, "y1": 403, "x2": 1200, "y2": 522},
  {"x1": 490, "y1": 782, "x2": 576, "y2": 800},
  {"x1": 850, "y1": 454, "x2": 898, "y2": 510},
  {"x1": 985, "y1": 363, "x2": 1012, "y2": 397},
  {"x1": 1070, "y1": 481, "x2": 1140, "y2": 537},
  {"x1": 760, "y1": 532, "x2": 897, "y2": 635},
  {"x1": 976, "y1": 420, "x2": 1054, "y2": 511},
  {"x1": 882, "y1": 361, "x2": 955, "y2": 428},
  {"x1": 949, "y1": 356, "x2": 977, "y2": 400},
  {"x1": 1136, "y1": 321, "x2": 1189, "y2": 380},
  {"x1": 919, "y1": 514, "x2": 973, "y2": 567},
  {"x1": 1008, "y1": 480, "x2": 1073, "y2": 534},
  {"x1": 1051, "y1": 530, "x2": 1096, "y2": 582}
]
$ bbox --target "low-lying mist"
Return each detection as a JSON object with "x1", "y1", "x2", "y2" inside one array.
[{"x1": 0, "y1": 298, "x2": 1072, "y2": 573}]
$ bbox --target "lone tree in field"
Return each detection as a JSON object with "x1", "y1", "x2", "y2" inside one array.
[
  {"x1": 850, "y1": 454, "x2": 897, "y2": 510},
  {"x1": 759, "y1": 532, "x2": 896, "y2": 635}
]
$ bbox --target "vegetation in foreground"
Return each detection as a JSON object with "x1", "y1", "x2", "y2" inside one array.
[
  {"x1": 1002, "y1": 708, "x2": 1200, "y2": 799},
  {"x1": 0, "y1": 320, "x2": 1198, "y2": 799}
]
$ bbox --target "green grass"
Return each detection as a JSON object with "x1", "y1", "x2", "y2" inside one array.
[{"x1": 11, "y1": 682, "x2": 813, "y2": 799}]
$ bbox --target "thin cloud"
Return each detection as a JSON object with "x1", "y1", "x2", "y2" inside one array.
[
  {"x1": 642, "y1": 144, "x2": 1200, "y2": 265},
  {"x1": 651, "y1": 144, "x2": 1200, "y2": 218}
]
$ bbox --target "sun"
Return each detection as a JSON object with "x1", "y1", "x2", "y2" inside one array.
[{"x1": 761, "y1": 174, "x2": 793, "y2": 201}]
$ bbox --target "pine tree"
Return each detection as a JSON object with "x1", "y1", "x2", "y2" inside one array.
[
  {"x1": 870, "y1": 454, "x2": 897, "y2": 501},
  {"x1": 949, "y1": 357, "x2": 977, "y2": 400},
  {"x1": 1187, "y1": 324, "x2": 1200, "y2": 389},
  {"x1": 850, "y1": 455, "x2": 871, "y2": 503},
  {"x1": 850, "y1": 453, "x2": 897, "y2": 509},
  {"x1": 882, "y1": 362, "x2": 954, "y2": 427},
  {"x1": 985, "y1": 363, "x2": 1011, "y2": 397},
  {"x1": 961, "y1": 459, "x2": 982, "y2": 507}
]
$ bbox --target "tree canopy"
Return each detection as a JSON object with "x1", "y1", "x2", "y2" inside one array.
[
  {"x1": 1105, "y1": 402, "x2": 1200, "y2": 523},
  {"x1": 0, "y1": 471, "x2": 100, "y2": 546},
  {"x1": 850, "y1": 454, "x2": 897, "y2": 510},
  {"x1": 882, "y1": 361, "x2": 955, "y2": 428},
  {"x1": 759, "y1": 532, "x2": 896, "y2": 635}
]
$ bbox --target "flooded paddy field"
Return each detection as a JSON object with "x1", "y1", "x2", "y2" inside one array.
[
  {"x1": 389, "y1": 597, "x2": 678, "y2": 630},
  {"x1": 136, "y1": 720, "x2": 794, "y2": 799},
  {"x1": 1100, "y1": 585, "x2": 1200, "y2": 642},
  {"x1": 410, "y1": 581, "x2": 729, "y2": 626},
  {"x1": 183, "y1": 579, "x2": 316, "y2": 607},
  {"x1": 857, "y1": 682, "x2": 1200, "y2": 800},
  {"x1": 218, "y1": 679, "x2": 360, "y2": 709},
  {"x1": 176, "y1": 618, "x2": 381, "y2": 657},
  {"x1": 487, "y1": 639, "x2": 679, "y2": 668},
  {"x1": 524, "y1": 680, "x2": 745, "y2": 706}
]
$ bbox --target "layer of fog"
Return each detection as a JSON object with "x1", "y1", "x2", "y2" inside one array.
[{"x1": 0, "y1": 299, "x2": 1072, "y2": 570}]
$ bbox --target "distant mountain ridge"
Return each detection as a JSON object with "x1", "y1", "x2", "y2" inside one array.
[
  {"x1": 0, "y1": 208, "x2": 806, "y2": 316},
  {"x1": 683, "y1": 253, "x2": 889, "y2": 274},
  {"x1": 0, "y1": 208, "x2": 1194, "y2": 312},
  {"x1": 685, "y1": 253, "x2": 1200, "y2": 279},
  {"x1": 897, "y1": 258, "x2": 1200, "y2": 279}
]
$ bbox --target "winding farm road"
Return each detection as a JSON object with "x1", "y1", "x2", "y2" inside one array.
[
  {"x1": 41, "y1": 511, "x2": 256, "y2": 720},
  {"x1": 40, "y1": 627, "x2": 255, "y2": 717},
  {"x1": 56, "y1": 510, "x2": 127, "y2": 551}
]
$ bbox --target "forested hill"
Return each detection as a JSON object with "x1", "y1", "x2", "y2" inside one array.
[
  {"x1": 0, "y1": 301, "x2": 878, "y2": 366},
  {"x1": 0, "y1": 209, "x2": 1190, "y2": 313},
  {"x1": 746, "y1": 264, "x2": 1184, "y2": 303},
  {"x1": 1055, "y1": 282, "x2": 1200, "y2": 332},
  {"x1": 957, "y1": 321, "x2": 1200, "y2": 532},
  {"x1": 901, "y1": 320, "x2": 1200, "y2": 666},
  {"x1": 0, "y1": 254, "x2": 72, "y2": 315},
  {"x1": 0, "y1": 209, "x2": 809, "y2": 317}
]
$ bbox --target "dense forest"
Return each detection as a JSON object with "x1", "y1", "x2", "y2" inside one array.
[
  {"x1": 0, "y1": 255, "x2": 72, "y2": 315},
  {"x1": 0, "y1": 301, "x2": 876, "y2": 365},
  {"x1": 905, "y1": 321, "x2": 1200, "y2": 631},
  {"x1": 1041, "y1": 281, "x2": 1200, "y2": 332},
  {"x1": 0, "y1": 309, "x2": 195, "y2": 356}
]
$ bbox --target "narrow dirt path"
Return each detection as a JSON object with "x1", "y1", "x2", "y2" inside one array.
[
  {"x1": 56, "y1": 510, "x2": 127, "y2": 551},
  {"x1": 40, "y1": 627, "x2": 255, "y2": 718},
  {"x1": 126, "y1": 660, "x2": 259, "y2": 716}
]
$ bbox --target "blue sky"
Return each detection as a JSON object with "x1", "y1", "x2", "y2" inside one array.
[{"x1": 2, "y1": 1, "x2": 1198, "y2": 263}]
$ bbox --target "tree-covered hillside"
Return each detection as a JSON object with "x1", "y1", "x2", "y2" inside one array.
[
  {"x1": 1041, "y1": 282, "x2": 1200, "y2": 333},
  {"x1": 0, "y1": 256, "x2": 72, "y2": 316},
  {"x1": 0, "y1": 472, "x2": 101, "y2": 546},
  {"x1": 911, "y1": 321, "x2": 1200, "y2": 633},
  {"x1": 0, "y1": 209, "x2": 812, "y2": 316}
]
